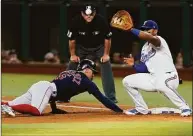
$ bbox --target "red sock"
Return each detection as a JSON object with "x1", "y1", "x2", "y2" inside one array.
[{"x1": 11, "y1": 104, "x2": 41, "y2": 116}]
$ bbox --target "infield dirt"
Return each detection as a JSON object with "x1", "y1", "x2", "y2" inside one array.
[{"x1": 2, "y1": 96, "x2": 192, "y2": 124}]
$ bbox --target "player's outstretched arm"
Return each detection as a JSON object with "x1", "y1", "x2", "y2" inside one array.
[
  {"x1": 130, "y1": 28, "x2": 161, "y2": 47},
  {"x1": 49, "y1": 99, "x2": 67, "y2": 114},
  {"x1": 88, "y1": 83, "x2": 123, "y2": 113}
]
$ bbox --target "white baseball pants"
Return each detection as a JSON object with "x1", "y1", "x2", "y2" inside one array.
[
  {"x1": 122, "y1": 72, "x2": 190, "y2": 114},
  {"x1": 8, "y1": 81, "x2": 57, "y2": 114}
]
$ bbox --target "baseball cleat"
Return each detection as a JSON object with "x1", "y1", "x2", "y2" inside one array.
[
  {"x1": 1, "y1": 104, "x2": 15, "y2": 117},
  {"x1": 181, "y1": 109, "x2": 192, "y2": 117},
  {"x1": 124, "y1": 109, "x2": 141, "y2": 115}
]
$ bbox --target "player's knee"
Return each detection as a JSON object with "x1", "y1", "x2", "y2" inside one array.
[
  {"x1": 122, "y1": 77, "x2": 127, "y2": 87},
  {"x1": 122, "y1": 76, "x2": 132, "y2": 87}
]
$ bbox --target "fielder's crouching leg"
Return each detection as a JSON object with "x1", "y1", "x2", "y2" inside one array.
[{"x1": 122, "y1": 76, "x2": 149, "y2": 115}]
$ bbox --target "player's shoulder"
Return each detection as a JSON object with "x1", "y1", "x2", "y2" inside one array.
[
  {"x1": 77, "y1": 72, "x2": 95, "y2": 84},
  {"x1": 77, "y1": 71, "x2": 90, "y2": 81},
  {"x1": 157, "y1": 35, "x2": 165, "y2": 41},
  {"x1": 157, "y1": 35, "x2": 168, "y2": 46}
]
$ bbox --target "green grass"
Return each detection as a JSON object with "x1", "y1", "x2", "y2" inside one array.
[
  {"x1": 2, "y1": 73, "x2": 192, "y2": 136},
  {"x1": 2, "y1": 121, "x2": 192, "y2": 136},
  {"x1": 2, "y1": 73, "x2": 192, "y2": 107}
]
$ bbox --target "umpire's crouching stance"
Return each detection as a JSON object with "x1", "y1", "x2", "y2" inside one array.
[{"x1": 67, "y1": 4, "x2": 117, "y2": 103}]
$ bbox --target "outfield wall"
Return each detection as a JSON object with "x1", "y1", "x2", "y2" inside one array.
[{"x1": 2, "y1": 64, "x2": 192, "y2": 81}]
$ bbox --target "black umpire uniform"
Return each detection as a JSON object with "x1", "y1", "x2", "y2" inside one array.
[{"x1": 66, "y1": 4, "x2": 117, "y2": 103}]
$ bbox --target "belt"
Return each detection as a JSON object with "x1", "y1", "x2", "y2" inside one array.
[
  {"x1": 166, "y1": 72, "x2": 171, "y2": 74},
  {"x1": 166, "y1": 71, "x2": 176, "y2": 74}
]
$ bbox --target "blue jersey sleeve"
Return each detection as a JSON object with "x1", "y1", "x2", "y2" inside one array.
[
  {"x1": 133, "y1": 61, "x2": 149, "y2": 73},
  {"x1": 87, "y1": 82, "x2": 123, "y2": 113}
]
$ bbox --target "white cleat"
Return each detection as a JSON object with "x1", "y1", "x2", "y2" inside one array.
[
  {"x1": 181, "y1": 109, "x2": 192, "y2": 117},
  {"x1": 1, "y1": 104, "x2": 15, "y2": 117},
  {"x1": 123, "y1": 109, "x2": 141, "y2": 115}
]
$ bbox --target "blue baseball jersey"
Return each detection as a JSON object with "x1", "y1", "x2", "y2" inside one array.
[{"x1": 52, "y1": 70, "x2": 122, "y2": 112}]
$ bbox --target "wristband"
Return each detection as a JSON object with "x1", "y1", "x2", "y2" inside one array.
[{"x1": 131, "y1": 28, "x2": 140, "y2": 37}]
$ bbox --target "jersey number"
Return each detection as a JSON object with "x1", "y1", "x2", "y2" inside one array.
[{"x1": 55, "y1": 71, "x2": 81, "y2": 85}]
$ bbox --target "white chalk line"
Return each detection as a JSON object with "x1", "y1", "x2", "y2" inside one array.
[
  {"x1": 2, "y1": 100, "x2": 181, "y2": 114},
  {"x1": 57, "y1": 104, "x2": 108, "y2": 110},
  {"x1": 2, "y1": 134, "x2": 115, "y2": 136},
  {"x1": 2, "y1": 100, "x2": 108, "y2": 110}
]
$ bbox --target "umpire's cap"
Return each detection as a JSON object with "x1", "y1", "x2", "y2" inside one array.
[
  {"x1": 77, "y1": 59, "x2": 98, "y2": 74},
  {"x1": 81, "y1": 4, "x2": 96, "y2": 16},
  {"x1": 140, "y1": 20, "x2": 158, "y2": 30}
]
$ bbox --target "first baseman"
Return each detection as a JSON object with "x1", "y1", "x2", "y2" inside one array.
[
  {"x1": 1, "y1": 59, "x2": 123, "y2": 117},
  {"x1": 122, "y1": 20, "x2": 192, "y2": 117}
]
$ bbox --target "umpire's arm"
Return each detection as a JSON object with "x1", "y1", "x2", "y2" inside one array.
[
  {"x1": 104, "y1": 38, "x2": 111, "y2": 56},
  {"x1": 101, "y1": 17, "x2": 113, "y2": 62}
]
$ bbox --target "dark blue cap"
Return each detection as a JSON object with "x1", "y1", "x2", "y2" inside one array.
[
  {"x1": 81, "y1": 4, "x2": 96, "y2": 16},
  {"x1": 140, "y1": 20, "x2": 158, "y2": 30}
]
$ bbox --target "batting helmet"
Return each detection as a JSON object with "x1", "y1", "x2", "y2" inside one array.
[{"x1": 77, "y1": 59, "x2": 98, "y2": 74}]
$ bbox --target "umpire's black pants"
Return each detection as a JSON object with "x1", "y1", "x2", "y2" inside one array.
[{"x1": 67, "y1": 45, "x2": 117, "y2": 102}]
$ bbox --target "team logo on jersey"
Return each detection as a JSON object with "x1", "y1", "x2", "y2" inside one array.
[
  {"x1": 141, "y1": 48, "x2": 156, "y2": 63},
  {"x1": 55, "y1": 70, "x2": 82, "y2": 85},
  {"x1": 92, "y1": 31, "x2": 100, "y2": 35},
  {"x1": 67, "y1": 30, "x2": 72, "y2": 38},
  {"x1": 107, "y1": 32, "x2": 112, "y2": 37},
  {"x1": 79, "y1": 31, "x2": 86, "y2": 35}
]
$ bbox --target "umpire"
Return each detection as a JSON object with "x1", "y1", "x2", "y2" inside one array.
[{"x1": 66, "y1": 4, "x2": 117, "y2": 103}]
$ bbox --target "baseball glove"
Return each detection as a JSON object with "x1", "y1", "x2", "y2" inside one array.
[{"x1": 110, "y1": 10, "x2": 133, "y2": 31}]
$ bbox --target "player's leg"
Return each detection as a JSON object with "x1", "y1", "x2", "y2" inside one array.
[
  {"x1": 96, "y1": 46, "x2": 117, "y2": 103},
  {"x1": 2, "y1": 86, "x2": 32, "y2": 116},
  {"x1": 122, "y1": 73, "x2": 156, "y2": 114},
  {"x1": 8, "y1": 92, "x2": 32, "y2": 106},
  {"x1": 156, "y1": 72, "x2": 191, "y2": 116},
  {"x1": 8, "y1": 81, "x2": 55, "y2": 116},
  {"x1": 30, "y1": 81, "x2": 55, "y2": 115},
  {"x1": 100, "y1": 61, "x2": 117, "y2": 102},
  {"x1": 4, "y1": 84, "x2": 35, "y2": 115}
]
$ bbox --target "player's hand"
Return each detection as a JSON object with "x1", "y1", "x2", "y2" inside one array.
[
  {"x1": 50, "y1": 108, "x2": 68, "y2": 114},
  {"x1": 70, "y1": 55, "x2": 80, "y2": 63},
  {"x1": 100, "y1": 55, "x2": 110, "y2": 63},
  {"x1": 123, "y1": 54, "x2": 134, "y2": 66}
]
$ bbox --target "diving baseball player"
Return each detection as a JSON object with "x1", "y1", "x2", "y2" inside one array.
[
  {"x1": 1, "y1": 59, "x2": 123, "y2": 117},
  {"x1": 122, "y1": 20, "x2": 192, "y2": 117}
]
